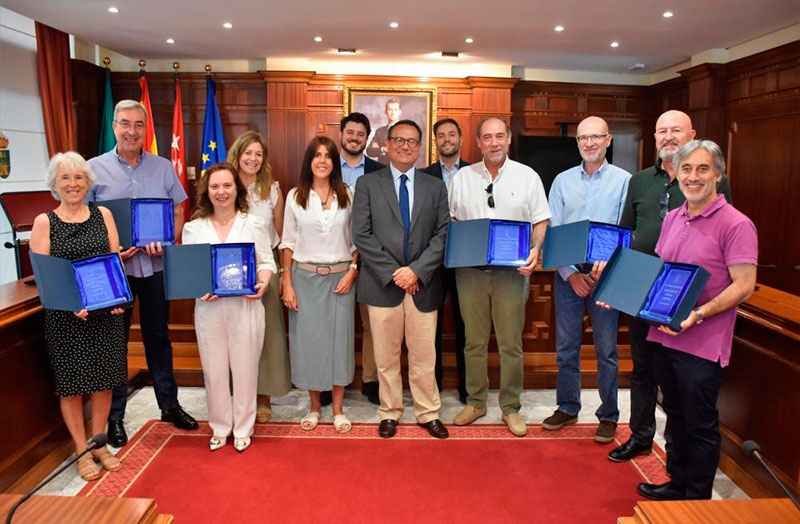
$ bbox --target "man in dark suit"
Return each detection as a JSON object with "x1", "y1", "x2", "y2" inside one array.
[
  {"x1": 366, "y1": 98, "x2": 402, "y2": 164},
  {"x1": 353, "y1": 119, "x2": 450, "y2": 439},
  {"x1": 423, "y1": 118, "x2": 470, "y2": 403}
]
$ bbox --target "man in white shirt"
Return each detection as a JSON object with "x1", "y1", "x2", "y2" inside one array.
[{"x1": 449, "y1": 116, "x2": 551, "y2": 437}]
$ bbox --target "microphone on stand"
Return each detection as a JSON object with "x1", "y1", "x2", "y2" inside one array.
[
  {"x1": 742, "y1": 440, "x2": 800, "y2": 510},
  {"x1": 4, "y1": 434, "x2": 109, "y2": 524}
]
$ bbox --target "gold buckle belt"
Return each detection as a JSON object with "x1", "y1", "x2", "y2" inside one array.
[{"x1": 295, "y1": 262, "x2": 350, "y2": 275}]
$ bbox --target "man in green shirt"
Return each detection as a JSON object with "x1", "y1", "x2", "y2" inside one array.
[{"x1": 610, "y1": 110, "x2": 732, "y2": 462}]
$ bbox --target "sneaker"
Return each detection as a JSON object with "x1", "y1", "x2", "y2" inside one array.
[
  {"x1": 594, "y1": 420, "x2": 617, "y2": 443},
  {"x1": 453, "y1": 405, "x2": 487, "y2": 426},
  {"x1": 541, "y1": 410, "x2": 578, "y2": 431},
  {"x1": 502, "y1": 412, "x2": 528, "y2": 437}
]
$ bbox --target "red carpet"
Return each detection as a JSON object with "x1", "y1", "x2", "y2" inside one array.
[{"x1": 80, "y1": 420, "x2": 668, "y2": 523}]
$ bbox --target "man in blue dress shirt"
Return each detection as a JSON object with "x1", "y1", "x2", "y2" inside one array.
[
  {"x1": 89, "y1": 100, "x2": 198, "y2": 447},
  {"x1": 541, "y1": 116, "x2": 631, "y2": 444}
]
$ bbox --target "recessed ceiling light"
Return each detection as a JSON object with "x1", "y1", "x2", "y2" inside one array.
[
  {"x1": 166, "y1": 38, "x2": 175, "y2": 44},
  {"x1": 441, "y1": 51, "x2": 459, "y2": 59},
  {"x1": 337, "y1": 48, "x2": 357, "y2": 54},
  {"x1": 389, "y1": 22, "x2": 399, "y2": 29},
  {"x1": 663, "y1": 11, "x2": 674, "y2": 18},
  {"x1": 465, "y1": 37, "x2": 474, "y2": 44},
  {"x1": 223, "y1": 22, "x2": 233, "y2": 29},
  {"x1": 610, "y1": 41, "x2": 620, "y2": 48},
  {"x1": 108, "y1": 7, "x2": 119, "y2": 13},
  {"x1": 554, "y1": 25, "x2": 564, "y2": 32},
  {"x1": 314, "y1": 36, "x2": 323, "y2": 42}
]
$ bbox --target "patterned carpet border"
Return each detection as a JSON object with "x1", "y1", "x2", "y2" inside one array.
[{"x1": 80, "y1": 420, "x2": 669, "y2": 498}]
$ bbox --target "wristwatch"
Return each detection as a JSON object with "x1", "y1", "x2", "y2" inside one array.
[
  {"x1": 694, "y1": 308, "x2": 704, "y2": 324},
  {"x1": 349, "y1": 263, "x2": 358, "y2": 271}
]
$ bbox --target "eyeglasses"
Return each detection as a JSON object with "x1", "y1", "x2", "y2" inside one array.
[
  {"x1": 388, "y1": 137, "x2": 421, "y2": 148},
  {"x1": 658, "y1": 191, "x2": 670, "y2": 219},
  {"x1": 114, "y1": 120, "x2": 146, "y2": 131},
  {"x1": 576, "y1": 134, "x2": 608, "y2": 144},
  {"x1": 485, "y1": 183, "x2": 495, "y2": 208}
]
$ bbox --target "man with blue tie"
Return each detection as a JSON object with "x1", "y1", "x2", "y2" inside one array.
[{"x1": 353, "y1": 119, "x2": 450, "y2": 439}]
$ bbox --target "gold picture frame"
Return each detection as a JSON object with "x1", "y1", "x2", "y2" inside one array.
[{"x1": 344, "y1": 85, "x2": 438, "y2": 168}]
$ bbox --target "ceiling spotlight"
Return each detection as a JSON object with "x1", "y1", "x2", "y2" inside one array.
[
  {"x1": 166, "y1": 38, "x2": 175, "y2": 44},
  {"x1": 337, "y1": 48, "x2": 357, "y2": 54},
  {"x1": 663, "y1": 11, "x2": 674, "y2": 18},
  {"x1": 441, "y1": 51, "x2": 459, "y2": 59},
  {"x1": 465, "y1": 37, "x2": 474, "y2": 44},
  {"x1": 314, "y1": 36, "x2": 323, "y2": 42},
  {"x1": 610, "y1": 41, "x2": 620, "y2": 48},
  {"x1": 108, "y1": 7, "x2": 119, "y2": 13},
  {"x1": 389, "y1": 22, "x2": 399, "y2": 29},
  {"x1": 223, "y1": 22, "x2": 233, "y2": 29},
  {"x1": 554, "y1": 25, "x2": 564, "y2": 32},
  {"x1": 628, "y1": 63, "x2": 645, "y2": 71}
]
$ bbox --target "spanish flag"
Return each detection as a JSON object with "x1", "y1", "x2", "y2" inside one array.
[{"x1": 139, "y1": 73, "x2": 158, "y2": 155}]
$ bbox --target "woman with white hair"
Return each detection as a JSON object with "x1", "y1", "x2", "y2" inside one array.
[{"x1": 29, "y1": 151, "x2": 127, "y2": 481}]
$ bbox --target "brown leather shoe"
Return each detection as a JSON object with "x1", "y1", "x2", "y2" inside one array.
[
  {"x1": 379, "y1": 419, "x2": 398, "y2": 438},
  {"x1": 594, "y1": 420, "x2": 617, "y2": 443},
  {"x1": 417, "y1": 419, "x2": 449, "y2": 439}
]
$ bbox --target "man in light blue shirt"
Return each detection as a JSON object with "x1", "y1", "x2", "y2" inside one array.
[
  {"x1": 88, "y1": 100, "x2": 198, "y2": 447},
  {"x1": 542, "y1": 116, "x2": 631, "y2": 444},
  {"x1": 338, "y1": 112, "x2": 384, "y2": 405}
]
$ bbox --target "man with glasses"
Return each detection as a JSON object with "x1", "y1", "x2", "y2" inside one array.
[
  {"x1": 89, "y1": 100, "x2": 198, "y2": 447},
  {"x1": 338, "y1": 112, "x2": 385, "y2": 406},
  {"x1": 423, "y1": 118, "x2": 471, "y2": 403},
  {"x1": 609, "y1": 110, "x2": 732, "y2": 462},
  {"x1": 448, "y1": 117, "x2": 550, "y2": 437},
  {"x1": 353, "y1": 119, "x2": 450, "y2": 439},
  {"x1": 541, "y1": 116, "x2": 631, "y2": 444}
]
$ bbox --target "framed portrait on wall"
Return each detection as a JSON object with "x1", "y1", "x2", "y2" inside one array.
[{"x1": 344, "y1": 86, "x2": 437, "y2": 168}]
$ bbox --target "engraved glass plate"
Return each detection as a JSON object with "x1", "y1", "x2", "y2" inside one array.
[
  {"x1": 73, "y1": 254, "x2": 132, "y2": 310},
  {"x1": 586, "y1": 223, "x2": 632, "y2": 264},
  {"x1": 639, "y1": 264, "x2": 694, "y2": 324},
  {"x1": 487, "y1": 220, "x2": 531, "y2": 267},
  {"x1": 211, "y1": 243, "x2": 257, "y2": 296},
  {"x1": 132, "y1": 198, "x2": 175, "y2": 247}
]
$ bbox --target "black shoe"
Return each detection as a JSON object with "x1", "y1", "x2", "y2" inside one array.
[
  {"x1": 417, "y1": 419, "x2": 449, "y2": 439},
  {"x1": 608, "y1": 438, "x2": 653, "y2": 462},
  {"x1": 379, "y1": 419, "x2": 398, "y2": 439},
  {"x1": 161, "y1": 406, "x2": 198, "y2": 430},
  {"x1": 106, "y1": 420, "x2": 128, "y2": 448},
  {"x1": 320, "y1": 391, "x2": 333, "y2": 407},
  {"x1": 637, "y1": 482, "x2": 685, "y2": 501},
  {"x1": 360, "y1": 381, "x2": 380, "y2": 405}
]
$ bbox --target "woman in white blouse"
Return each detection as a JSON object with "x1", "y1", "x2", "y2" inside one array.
[
  {"x1": 183, "y1": 163, "x2": 276, "y2": 452},
  {"x1": 280, "y1": 136, "x2": 358, "y2": 433},
  {"x1": 228, "y1": 131, "x2": 291, "y2": 423}
]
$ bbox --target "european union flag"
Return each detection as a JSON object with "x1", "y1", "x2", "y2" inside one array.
[{"x1": 201, "y1": 76, "x2": 227, "y2": 174}]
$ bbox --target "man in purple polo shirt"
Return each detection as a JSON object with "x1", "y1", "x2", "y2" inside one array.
[
  {"x1": 597, "y1": 139, "x2": 757, "y2": 500},
  {"x1": 89, "y1": 99, "x2": 198, "y2": 447}
]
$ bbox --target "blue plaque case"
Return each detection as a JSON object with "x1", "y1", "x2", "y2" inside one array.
[
  {"x1": 445, "y1": 219, "x2": 531, "y2": 269},
  {"x1": 542, "y1": 220, "x2": 631, "y2": 272},
  {"x1": 30, "y1": 252, "x2": 133, "y2": 313},
  {"x1": 591, "y1": 247, "x2": 710, "y2": 332},
  {"x1": 164, "y1": 243, "x2": 257, "y2": 299},
  {"x1": 131, "y1": 198, "x2": 175, "y2": 247}
]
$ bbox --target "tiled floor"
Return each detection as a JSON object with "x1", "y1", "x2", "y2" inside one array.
[{"x1": 38, "y1": 386, "x2": 748, "y2": 500}]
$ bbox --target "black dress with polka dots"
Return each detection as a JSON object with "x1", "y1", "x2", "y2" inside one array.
[{"x1": 44, "y1": 204, "x2": 127, "y2": 397}]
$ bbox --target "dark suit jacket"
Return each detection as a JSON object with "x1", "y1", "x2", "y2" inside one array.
[
  {"x1": 364, "y1": 156, "x2": 385, "y2": 174},
  {"x1": 353, "y1": 166, "x2": 449, "y2": 312},
  {"x1": 422, "y1": 158, "x2": 471, "y2": 179}
]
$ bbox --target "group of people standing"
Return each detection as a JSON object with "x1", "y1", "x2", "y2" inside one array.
[{"x1": 32, "y1": 99, "x2": 757, "y2": 502}]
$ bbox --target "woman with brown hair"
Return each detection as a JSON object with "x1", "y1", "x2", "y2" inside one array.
[
  {"x1": 280, "y1": 137, "x2": 358, "y2": 433},
  {"x1": 228, "y1": 132, "x2": 291, "y2": 423},
  {"x1": 183, "y1": 163, "x2": 276, "y2": 452}
]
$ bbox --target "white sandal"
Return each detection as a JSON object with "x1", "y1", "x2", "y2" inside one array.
[
  {"x1": 333, "y1": 414, "x2": 352, "y2": 434},
  {"x1": 300, "y1": 411, "x2": 320, "y2": 431}
]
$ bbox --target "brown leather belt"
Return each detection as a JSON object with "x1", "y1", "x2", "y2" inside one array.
[{"x1": 295, "y1": 262, "x2": 350, "y2": 275}]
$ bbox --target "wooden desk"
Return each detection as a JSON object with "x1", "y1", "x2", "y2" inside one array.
[
  {"x1": 619, "y1": 497, "x2": 800, "y2": 523},
  {"x1": 0, "y1": 494, "x2": 172, "y2": 523}
]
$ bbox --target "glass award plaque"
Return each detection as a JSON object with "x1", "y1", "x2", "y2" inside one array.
[
  {"x1": 586, "y1": 223, "x2": 632, "y2": 264},
  {"x1": 638, "y1": 263, "x2": 696, "y2": 324},
  {"x1": 131, "y1": 198, "x2": 175, "y2": 247},
  {"x1": 211, "y1": 243, "x2": 257, "y2": 296},
  {"x1": 72, "y1": 253, "x2": 133, "y2": 311},
  {"x1": 487, "y1": 220, "x2": 531, "y2": 267}
]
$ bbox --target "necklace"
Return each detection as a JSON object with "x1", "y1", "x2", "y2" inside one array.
[
  {"x1": 58, "y1": 206, "x2": 88, "y2": 223},
  {"x1": 316, "y1": 185, "x2": 333, "y2": 206},
  {"x1": 214, "y1": 213, "x2": 236, "y2": 226}
]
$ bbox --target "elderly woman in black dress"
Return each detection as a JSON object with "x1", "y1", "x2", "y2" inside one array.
[{"x1": 29, "y1": 152, "x2": 127, "y2": 481}]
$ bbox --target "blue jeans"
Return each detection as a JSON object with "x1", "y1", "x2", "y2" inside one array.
[
  {"x1": 109, "y1": 272, "x2": 179, "y2": 421},
  {"x1": 554, "y1": 273, "x2": 619, "y2": 422}
]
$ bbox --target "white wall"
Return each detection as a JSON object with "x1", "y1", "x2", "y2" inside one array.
[{"x1": 0, "y1": 8, "x2": 49, "y2": 284}]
